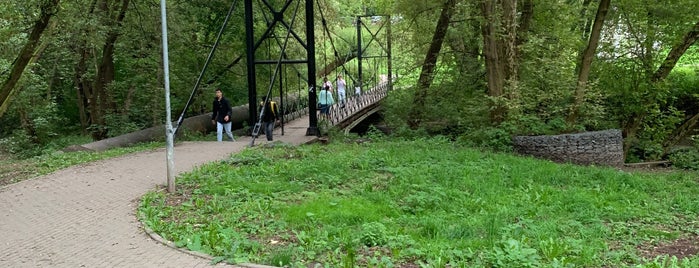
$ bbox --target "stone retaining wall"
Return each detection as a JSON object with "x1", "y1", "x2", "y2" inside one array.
[{"x1": 512, "y1": 129, "x2": 624, "y2": 166}]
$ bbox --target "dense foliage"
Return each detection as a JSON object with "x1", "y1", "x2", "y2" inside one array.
[{"x1": 0, "y1": 0, "x2": 698, "y2": 162}]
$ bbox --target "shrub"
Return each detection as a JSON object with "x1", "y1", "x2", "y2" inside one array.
[
  {"x1": 360, "y1": 222, "x2": 388, "y2": 247},
  {"x1": 0, "y1": 129, "x2": 43, "y2": 158},
  {"x1": 668, "y1": 148, "x2": 699, "y2": 171},
  {"x1": 487, "y1": 238, "x2": 541, "y2": 268}
]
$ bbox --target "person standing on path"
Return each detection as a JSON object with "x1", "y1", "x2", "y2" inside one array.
[
  {"x1": 336, "y1": 74, "x2": 346, "y2": 108},
  {"x1": 211, "y1": 88, "x2": 235, "y2": 142},
  {"x1": 260, "y1": 96, "x2": 280, "y2": 141}
]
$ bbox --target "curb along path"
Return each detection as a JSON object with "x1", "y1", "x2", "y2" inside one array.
[{"x1": 0, "y1": 118, "x2": 317, "y2": 267}]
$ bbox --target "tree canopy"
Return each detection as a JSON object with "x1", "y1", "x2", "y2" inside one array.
[{"x1": 0, "y1": 0, "x2": 698, "y2": 162}]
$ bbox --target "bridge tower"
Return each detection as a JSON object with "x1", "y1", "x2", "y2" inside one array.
[
  {"x1": 356, "y1": 15, "x2": 393, "y2": 92},
  {"x1": 243, "y1": 0, "x2": 319, "y2": 136}
]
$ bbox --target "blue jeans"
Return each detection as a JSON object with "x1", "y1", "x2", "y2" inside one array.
[
  {"x1": 319, "y1": 104, "x2": 330, "y2": 115},
  {"x1": 264, "y1": 121, "x2": 275, "y2": 141},
  {"x1": 337, "y1": 90, "x2": 346, "y2": 107},
  {"x1": 216, "y1": 121, "x2": 234, "y2": 141}
]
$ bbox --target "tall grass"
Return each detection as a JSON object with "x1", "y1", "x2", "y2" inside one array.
[{"x1": 139, "y1": 137, "x2": 699, "y2": 267}]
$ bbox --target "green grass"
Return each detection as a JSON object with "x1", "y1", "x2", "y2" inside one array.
[{"x1": 139, "y1": 136, "x2": 699, "y2": 267}]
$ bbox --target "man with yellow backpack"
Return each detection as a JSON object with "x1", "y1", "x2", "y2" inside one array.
[{"x1": 260, "y1": 96, "x2": 280, "y2": 141}]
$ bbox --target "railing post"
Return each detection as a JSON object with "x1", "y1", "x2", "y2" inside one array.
[{"x1": 356, "y1": 16, "x2": 363, "y2": 96}]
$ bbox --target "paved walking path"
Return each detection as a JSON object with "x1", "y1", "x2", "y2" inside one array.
[{"x1": 0, "y1": 117, "x2": 317, "y2": 267}]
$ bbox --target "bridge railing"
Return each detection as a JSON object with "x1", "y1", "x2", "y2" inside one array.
[
  {"x1": 275, "y1": 80, "x2": 390, "y2": 128},
  {"x1": 325, "y1": 80, "x2": 389, "y2": 125},
  {"x1": 281, "y1": 95, "x2": 311, "y2": 123}
]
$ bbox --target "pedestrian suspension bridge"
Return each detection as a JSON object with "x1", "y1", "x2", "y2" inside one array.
[{"x1": 172, "y1": 0, "x2": 395, "y2": 144}]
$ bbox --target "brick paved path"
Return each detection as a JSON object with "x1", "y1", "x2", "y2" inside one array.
[{"x1": 0, "y1": 118, "x2": 316, "y2": 268}]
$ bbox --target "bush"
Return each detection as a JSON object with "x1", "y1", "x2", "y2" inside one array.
[
  {"x1": 487, "y1": 238, "x2": 541, "y2": 268},
  {"x1": 457, "y1": 126, "x2": 514, "y2": 152},
  {"x1": 0, "y1": 129, "x2": 43, "y2": 158},
  {"x1": 668, "y1": 140, "x2": 699, "y2": 170},
  {"x1": 359, "y1": 222, "x2": 388, "y2": 247}
]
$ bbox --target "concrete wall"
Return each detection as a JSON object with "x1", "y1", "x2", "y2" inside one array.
[{"x1": 512, "y1": 129, "x2": 624, "y2": 166}]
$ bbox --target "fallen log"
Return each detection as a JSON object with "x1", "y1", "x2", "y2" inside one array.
[
  {"x1": 64, "y1": 94, "x2": 306, "y2": 152},
  {"x1": 63, "y1": 107, "x2": 247, "y2": 152}
]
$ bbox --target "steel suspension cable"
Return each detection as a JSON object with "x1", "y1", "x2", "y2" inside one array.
[
  {"x1": 316, "y1": 0, "x2": 358, "y2": 87},
  {"x1": 174, "y1": 0, "x2": 239, "y2": 135},
  {"x1": 255, "y1": 0, "x2": 310, "y2": 86},
  {"x1": 250, "y1": 0, "x2": 302, "y2": 146}
]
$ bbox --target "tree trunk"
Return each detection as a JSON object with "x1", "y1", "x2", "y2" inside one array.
[
  {"x1": 572, "y1": 0, "x2": 594, "y2": 74},
  {"x1": 516, "y1": 0, "x2": 534, "y2": 48},
  {"x1": 502, "y1": 0, "x2": 517, "y2": 82},
  {"x1": 623, "y1": 20, "x2": 699, "y2": 158},
  {"x1": 447, "y1": 14, "x2": 482, "y2": 78},
  {"x1": 74, "y1": 47, "x2": 93, "y2": 134},
  {"x1": 652, "y1": 21, "x2": 699, "y2": 83},
  {"x1": 662, "y1": 112, "x2": 699, "y2": 156},
  {"x1": 407, "y1": 0, "x2": 457, "y2": 129},
  {"x1": 73, "y1": 0, "x2": 99, "y2": 135},
  {"x1": 481, "y1": 0, "x2": 505, "y2": 124},
  {"x1": 567, "y1": 0, "x2": 610, "y2": 126},
  {"x1": 657, "y1": 21, "x2": 699, "y2": 154},
  {"x1": 501, "y1": 0, "x2": 522, "y2": 115},
  {"x1": 89, "y1": 0, "x2": 130, "y2": 140},
  {"x1": 575, "y1": 0, "x2": 593, "y2": 40},
  {"x1": 17, "y1": 108, "x2": 39, "y2": 144},
  {"x1": 0, "y1": 0, "x2": 61, "y2": 117},
  {"x1": 63, "y1": 113, "x2": 225, "y2": 152}
]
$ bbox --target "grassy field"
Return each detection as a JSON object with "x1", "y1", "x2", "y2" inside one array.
[{"x1": 138, "y1": 136, "x2": 699, "y2": 267}]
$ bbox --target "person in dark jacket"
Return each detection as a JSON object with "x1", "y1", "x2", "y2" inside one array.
[
  {"x1": 211, "y1": 89, "x2": 235, "y2": 142},
  {"x1": 260, "y1": 96, "x2": 280, "y2": 141}
]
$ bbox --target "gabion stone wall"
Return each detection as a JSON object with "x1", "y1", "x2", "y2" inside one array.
[{"x1": 512, "y1": 129, "x2": 624, "y2": 166}]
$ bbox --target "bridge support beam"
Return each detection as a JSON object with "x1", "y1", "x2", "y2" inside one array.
[
  {"x1": 355, "y1": 15, "x2": 392, "y2": 94},
  {"x1": 243, "y1": 0, "x2": 257, "y2": 129},
  {"x1": 242, "y1": 0, "x2": 319, "y2": 136},
  {"x1": 305, "y1": 0, "x2": 319, "y2": 136}
]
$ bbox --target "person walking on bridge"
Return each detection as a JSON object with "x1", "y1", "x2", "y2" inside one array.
[
  {"x1": 336, "y1": 74, "x2": 346, "y2": 108},
  {"x1": 211, "y1": 88, "x2": 235, "y2": 142},
  {"x1": 260, "y1": 96, "x2": 280, "y2": 141},
  {"x1": 322, "y1": 77, "x2": 333, "y2": 92},
  {"x1": 318, "y1": 85, "x2": 335, "y2": 120}
]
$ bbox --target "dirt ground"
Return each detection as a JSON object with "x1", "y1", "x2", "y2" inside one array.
[
  {"x1": 0, "y1": 151, "x2": 34, "y2": 187},
  {"x1": 638, "y1": 235, "x2": 699, "y2": 260}
]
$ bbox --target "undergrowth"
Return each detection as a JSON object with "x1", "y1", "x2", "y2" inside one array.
[{"x1": 139, "y1": 136, "x2": 699, "y2": 267}]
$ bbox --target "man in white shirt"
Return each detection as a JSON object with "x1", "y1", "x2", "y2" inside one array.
[{"x1": 336, "y1": 74, "x2": 346, "y2": 108}]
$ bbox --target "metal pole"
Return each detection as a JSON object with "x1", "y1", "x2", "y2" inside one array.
[
  {"x1": 306, "y1": 0, "x2": 318, "y2": 136},
  {"x1": 279, "y1": 65, "x2": 284, "y2": 135},
  {"x1": 244, "y1": 0, "x2": 258, "y2": 131},
  {"x1": 356, "y1": 16, "x2": 363, "y2": 94},
  {"x1": 387, "y1": 15, "x2": 393, "y2": 91},
  {"x1": 160, "y1": 0, "x2": 175, "y2": 193}
]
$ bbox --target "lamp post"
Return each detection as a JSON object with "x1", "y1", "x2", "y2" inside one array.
[{"x1": 160, "y1": 0, "x2": 175, "y2": 193}]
